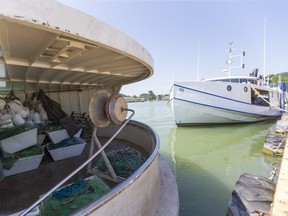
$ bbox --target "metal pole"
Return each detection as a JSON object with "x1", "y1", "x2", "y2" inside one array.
[{"x1": 92, "y1": 128, "x2": 118, "y2": 181}]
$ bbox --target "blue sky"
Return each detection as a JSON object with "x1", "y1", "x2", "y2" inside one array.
[{"x1": 57, "y1": 0, "x2": 288, "y2": 96}]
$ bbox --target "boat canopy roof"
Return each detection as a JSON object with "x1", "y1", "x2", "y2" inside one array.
[
  {"x1": 202, "y1": 76, "x2": 263, "y2": 85},
  {"x1": 0, "y1": 0, "x2": 154, "y2": 93}
]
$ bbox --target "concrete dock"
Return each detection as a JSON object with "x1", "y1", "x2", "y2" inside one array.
[{"x1": 270, "y1": 137, "x2": 288, "y2": 215}]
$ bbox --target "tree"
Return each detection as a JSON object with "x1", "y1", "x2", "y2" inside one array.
[{"x1": 268, "y1": 72, "x2": 288, "y2": 84}]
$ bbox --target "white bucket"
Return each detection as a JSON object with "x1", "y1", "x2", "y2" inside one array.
[
  {"x1": 12, "y1": 113, "x2": 25, "y2": 126},
  {"x1": 18, "y1": 107, "x2": 29, "y2": 118},
  {"x1": 33, "y1": 112, "x2": 41, "y2": 124},
  {"x1": 39, "y1": 108, "x2": 48, "y2": 121}
]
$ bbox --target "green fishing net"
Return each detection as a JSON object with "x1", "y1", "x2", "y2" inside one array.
[
  {"x1": 97, "y1": 147, "x2": 146, "y2": 178},
  {"x1": 40, "y1": 177, "x2": 110, "y2": 216},
  {"x1": 1, "y1": 145, "x2": 43, "y2": 170},
  {"x1": 0, "y1": 124, "x2": 36, "y2": 140}
]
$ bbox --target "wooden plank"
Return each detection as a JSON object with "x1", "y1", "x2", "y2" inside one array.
[{"x1": 270, "y1": 138, "x2": 288, "y2": 215}]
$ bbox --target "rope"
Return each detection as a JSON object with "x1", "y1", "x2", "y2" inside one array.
[
  {"x1": 251, "y1": 85, "x2": 286, "y2": 112},
  {"x1": 273, "y1": 134, "x2": 286, "y2": 156},
  {"x1": 269, "y1": 161, "x2": 280, "y2": 182}
]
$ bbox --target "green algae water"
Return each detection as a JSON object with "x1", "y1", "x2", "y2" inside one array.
[{"x1": 128, "y1": 101, "x2": 279, "y2": 216}]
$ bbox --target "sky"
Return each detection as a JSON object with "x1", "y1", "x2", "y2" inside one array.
[{"x1": 57, "y1": 0, "x2": 288, "y2": 96}]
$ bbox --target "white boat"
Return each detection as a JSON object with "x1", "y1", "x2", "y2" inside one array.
[
  {"x1": 0, "y1": 0, "x2": 179, "y2": 215},
  {"x1": 169, "y1": 43, "x2": 284, "y2": 126}
]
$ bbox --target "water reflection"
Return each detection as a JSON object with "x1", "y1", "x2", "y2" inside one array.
[{"x1": 168, "y1": 121, "x2": 278, "y2": 215}]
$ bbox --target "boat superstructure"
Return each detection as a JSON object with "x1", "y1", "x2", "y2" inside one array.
[
  {"x1": 169, "y1": 42, "x2": 284, "y2": 126},
  {"x1": 0, "y1": 0, "x2": 178, "y2": 215}
]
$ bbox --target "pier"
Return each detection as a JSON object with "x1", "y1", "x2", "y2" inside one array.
[{"x1": 270, "y1": 137, "x2": 288, "y2": 215}]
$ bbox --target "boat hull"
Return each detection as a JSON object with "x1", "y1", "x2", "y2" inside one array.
[{"x1": 170, "y1": 82, "x2": 283, "y2": 125}]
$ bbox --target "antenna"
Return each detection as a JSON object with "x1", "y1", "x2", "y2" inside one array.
[
  {"x1": 197, "y1": 40, "x2": 200, "y2": 81},
  {"x1": 224, "y1": 41, "x2": 245, "y2": 77}
]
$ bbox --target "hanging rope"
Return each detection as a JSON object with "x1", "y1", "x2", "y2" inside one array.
[{"x1": 251, "y1": 85, "x2": 286, "y2": 112}]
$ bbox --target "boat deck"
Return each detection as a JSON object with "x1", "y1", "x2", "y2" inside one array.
[
  {"x1": 0, "y1": 137, "x2": 140, "y2": 215},
  {"x1": 0, "y1": 140, "x2": 93, "y2": 214}
]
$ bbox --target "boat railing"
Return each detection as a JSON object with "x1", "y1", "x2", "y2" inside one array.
[{"x1": 19, "y1": 108, "x2": 135, "y2": 216}]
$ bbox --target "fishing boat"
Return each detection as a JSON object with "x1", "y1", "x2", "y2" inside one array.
[
  {"x1": 0, "y1": 0, "x2": 179, "y2": 215},
  {"x1": 169, "y1": 42, "x2": 284, "y2": 126}
]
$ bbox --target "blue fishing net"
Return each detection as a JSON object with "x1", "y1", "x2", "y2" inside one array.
[
  {"x1": 52, "y1": 179, "x2": 86, "y2": 200},
  {"x1": 47, "y1": 137, "x2": 85, "y2": 150},
  {"x1": 41, "y1": 177, "x2": 110, "y2": 216}
]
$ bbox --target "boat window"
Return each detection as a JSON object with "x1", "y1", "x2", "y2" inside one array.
[
  {"x1": 240, "y1": 79, "x2": 247, "y2": 83},
  {"x1": 231, "y1": 79, "x2": 239, "y2": 83},
  {"x1": 223, "y1": 79, "x2": 230, "y2": 82}
]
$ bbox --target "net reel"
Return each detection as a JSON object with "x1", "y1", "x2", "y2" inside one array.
[
  {"x1": 88, "y1": 90, "x2": 130, "y2": 183},
  {"x1": 89, "y1": 90, "x2": 128, "y2": 127}
]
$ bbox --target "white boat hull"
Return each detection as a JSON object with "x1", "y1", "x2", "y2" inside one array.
[{"x1": 170, "y1": 82, "x2": 283, "y2": 125}]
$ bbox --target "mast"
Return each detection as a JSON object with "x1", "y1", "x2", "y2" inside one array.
[
  {"x1": 224, "y1": 41, "x2": 245, "y2": 77},
  {"x1": 227, "y1": 41, "x2": 233, "y2": 77},
  {"x1": 263, "y1": 17, "x2": 267, "y2": 84},
  {"x1": 197, "y1": 40, "x2": 200, "y2": 81}
]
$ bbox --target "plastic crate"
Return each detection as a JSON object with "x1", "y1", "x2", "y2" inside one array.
[
  {"x1": 46, "y1": 129, "x2": 70, "y2": 144},
  {"x1": 47, "y1": 141, "x2": 86, "y2": 161},
  {"x1": 0, "y1": 127, "x2": 37, "y2": 154},
  {"x1": 3, "y1": 151, "x2": 44, "y2": 176}
]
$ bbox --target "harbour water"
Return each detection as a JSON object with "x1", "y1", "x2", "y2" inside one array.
[{"x1": 128, "y1": 101, "x2": 280, "y2": 216}]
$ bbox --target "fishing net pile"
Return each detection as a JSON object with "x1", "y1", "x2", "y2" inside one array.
[
  {"x1": 41, "y1": 177, "x2": 110, "y2": 216},
  {"x1": 97, "y1": 147, "x2": 146, "y2": 178}
]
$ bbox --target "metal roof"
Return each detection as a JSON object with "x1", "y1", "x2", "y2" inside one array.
[{"x1": 0, "y1": 0, "x2": 154, "y2": 92}]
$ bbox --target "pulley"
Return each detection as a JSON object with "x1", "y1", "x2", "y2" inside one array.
[
  {"x1": 105, "y1": 94, "x2": 128, "y2": 125},
  {"x1": 89, "y1": 90, "x2": 128, "y2": 127}
]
